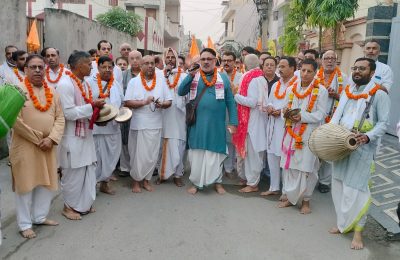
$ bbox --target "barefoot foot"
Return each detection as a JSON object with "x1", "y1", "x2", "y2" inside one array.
[
  {"x1": 62, "y1": 206, "x2": 82, "y2": 220},
  {"x1": 260, "y1": 190, "x2": 280, "y2": 196},
  {"x1": 215, "y1": 184, "x2": 226, "y2": 195},
  {"x1": 329, "y1": 227, "x2": 340, "y2": 234},
  {"x1": 300, "y1": 200, "x2": 312, "y2": 214},
  {"x1": 132, "y1": 180, "x2": 142, "y2": 193},
  {"x1": 36, "y1": 219, "x2": 59, "y2": 226},
  {"x1": 173, "y1": 177, "x2": 184, "y2": 187},
  {"x1": 279, "y1": 194, "x2": 287, "y2": 202},
  {"x1": 20, "y1": 228, "x2": 36, "y2": 239},
  {"x1": 239, "y1": 185, "x2": 259, "y2": 193},
  {"x1": 100, "y1": 181, "x2": 116, "y2": 195},
  {"x1": 143, "y1": 180, "x2": 154, "y2": 192},
  {"x1": 278, "y1": 200, "x2": 293, "y2": 208},
  {"x1": 187, "y1": 186, "x2": 198, "y2": 195},
  {"x1": 351, "y1": 231, "x2": 364, "y2": 250},
  {"x1": 109, "y1": 175, "x2": 118, "y2": 181}
]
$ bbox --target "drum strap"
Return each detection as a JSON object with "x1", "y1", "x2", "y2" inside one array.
[
  {"x1": 0, "y1": 115, "x2": 10, "y2": 132},
  {"x1": 356, "y1": 94, "x2": 376, "y2": 133}
]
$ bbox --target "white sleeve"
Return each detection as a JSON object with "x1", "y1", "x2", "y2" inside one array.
[
  {"x1": 234, "y1": 80, "x2": 258, "y2": 108},
  {"x1": 381, "y1": 65, "x2": 393, "y2": 91},
  {"x1": 124, "y1": 78, "x2": 144, "y2": 101},
  {"x1": 110, "y1": 83, "x2": 122, "y2": 108}
]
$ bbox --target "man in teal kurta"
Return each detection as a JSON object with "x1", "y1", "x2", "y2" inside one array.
[
  {"x1": 178, "y1": 48, "x2": 238, "y2": 195},
  {"x1": 329, "y1": 58, "x2": 390, "y2": 250}
]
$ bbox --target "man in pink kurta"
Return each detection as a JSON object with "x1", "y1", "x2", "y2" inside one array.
[{"x1": 10, "y1": 54, "x2": 65, "y2": 239}]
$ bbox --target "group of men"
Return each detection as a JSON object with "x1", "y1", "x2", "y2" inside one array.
[{"x1": 0, "y1": 39, "x2": 394, "y2": 250}]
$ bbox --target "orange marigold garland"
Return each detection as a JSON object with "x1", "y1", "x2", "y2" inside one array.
[
  {"x1": 274, "y1": 76, "x2": 298, "y2": 100},
  {"x1": 230, "y1": 67, "x2": 237, "y2": 82},
  {"x1": 200, "y1": 68, "x2": 218, "y2": 87},
  {"x1": 96, "y1": 73, "x2": 114, "y2": 98},
  {"x1": 24, "y1": 77, "x2": 53, "y2": 112},
  {"x1": 13, "y1": 67, "x2": 24, "y2": 82},
  {"x1": 65, "y1": 70, "x2": 93, "y2": 104},
  {"x1": 164, "y1": 67, "x2": 182, "y2": 89},
  {"x1": 46, "y1": 64, "x2": 64, "y2": 84},
  {"x1": 345, "y1": 84, "x2": 381, "y2": 100},
  {"x1": 140, "y1": 72, "x2": 157, "y2": 91},
  {"x1": 317, "y1": 67, "x2": 340, "y2": 88},
  {"x1": 286, "y1": 80, "x2": 320, "y2": 149}
]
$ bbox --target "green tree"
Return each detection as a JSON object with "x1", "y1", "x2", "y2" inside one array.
[
  {"x1": 96, "y1": 7, "x2": 143, "y2": 36},
  {"x1": 308, "y1": 0, "x2": 359, "y2": 51}
]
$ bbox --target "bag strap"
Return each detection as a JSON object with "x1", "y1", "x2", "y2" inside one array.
[{"x1": 193, "y1": 86, "x2": 208, "y2": 110}]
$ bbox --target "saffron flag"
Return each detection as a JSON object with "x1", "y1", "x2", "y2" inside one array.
[
  {"x1": 26, "y1": 19, "x2": 40, "y2": 52},
  {"x1": 207, "y1": 36, "x2": 215, "y2": 51},
  {"x1": 189, "y1": 35, "x2": 200, "y2": 59},
  {"x1": 256, "y1": 37, "x2": 262, "y2": 52}
]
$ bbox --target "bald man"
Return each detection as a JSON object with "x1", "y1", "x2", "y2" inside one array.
[{"x1": 119, "y1": 43, "x2": 132, "y2": 58}]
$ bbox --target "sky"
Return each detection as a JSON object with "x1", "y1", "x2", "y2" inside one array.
[{"x1": 180, "y1": 0, "x2": 225, "y2": 44}]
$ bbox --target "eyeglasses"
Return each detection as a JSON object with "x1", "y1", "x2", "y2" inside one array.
[
  {"x1": 200, "y1": 58, "x2": 215, "y2": 62},
  {"x1": 222, "y1": 59, "x2": 234, "y2": 63},
  {"x1": 351, "y1": 66, "x2": 367, "y2": 72},
  {"x1": 323, "y1": 57, "x2": 336, "y2": 61},
  {"x1": 28, "y1": 65, "x2": 44, "y2": 71}
]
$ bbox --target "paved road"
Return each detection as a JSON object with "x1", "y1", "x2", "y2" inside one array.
[{"x1": 1, "y1": 160, "x2": 400, "y2": 259}]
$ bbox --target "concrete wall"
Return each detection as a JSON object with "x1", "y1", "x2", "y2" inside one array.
[
  {"x1": 44, "y1": 8, "x2": 137, "y2": 63},
  {"x1": 0, "y1": 0, "x2": 26, "y2": 63}
]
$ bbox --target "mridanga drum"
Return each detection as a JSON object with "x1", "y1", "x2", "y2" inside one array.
[
  {"x1": 308, "y1": 123, "x2": 359, "y2": 161},
  {"x1": 0, "y1": 84, "x2": 27, "y2": 138}
]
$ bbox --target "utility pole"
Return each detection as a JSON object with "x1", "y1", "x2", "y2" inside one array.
[{"x1": 253, "y1": 0, "x2": 270, "y2": 50}]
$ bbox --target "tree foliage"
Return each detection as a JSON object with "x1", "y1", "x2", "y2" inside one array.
[{"x1": 96, "y1": 7, "x2": 143, "y2": 36}]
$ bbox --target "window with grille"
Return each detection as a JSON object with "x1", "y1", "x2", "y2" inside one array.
[{"x1": 109, "y1": 0, "x2": 118, "y2": 6}]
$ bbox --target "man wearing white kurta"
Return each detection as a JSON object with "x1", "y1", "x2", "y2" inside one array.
[
  {"x1": 87, "y1": 56, "x2": 123, "y2": 195},
  {"x1": 329, "y1": 58, "x2": 390, "y2": 250},
  {"x1": 124, "y1": 55, "x2": 172, "y2": 193},
  {"x1": 364, "y1": 40, "x2": 393, "y2": 92},
  {"x1": 158, "y1": 48, "x2": 187, "y2": 187},
  {"x1": 57, "y1": 51, "x2": 105, "y2": 220},
  {"x1": 234, "y1": 54, "x2": 268, "y2": 193},
  {"x1": 279, "y1": 59, "x2": 328, "y2": 214},
  {"x1": 221, "y1": 51, "x2": 242, "y2": 177},
  {"x1": 43, "y1": 47, "x2": 69, "y2": 90},
  {"x1": 0, "y1": 45, "x2": 17, "y2": 83},
  {"x1": 316, "y1": 50, "x2": 349, "y2": 193},
  {"x1": 261, "y1": 56, "x2": 297, "y2": 196}
]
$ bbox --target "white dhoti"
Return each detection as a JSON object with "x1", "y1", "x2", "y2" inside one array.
[
  {"x1": 15, "y1": 186, "x2": 54, "y2": 231},
  {"x1": 120, "y1": 144, "x2": 131, "y2": 172},
  {"x1": 128, "y1": 129, "x2": 162, "y2": 181},
  {"x1": 319, "y1": 161, "x2": 332, "y2": 186},
  {"x1": 61, "y1": 164, "x2": 97, "y2": 213},
  {"x1": 223, "y1": 142, "x2": 236, "y2": 174},
  {"x1": 282, "y1": 169, "x2": 318, "y2": 205},
  {"x1": 237, "y1": 137, "x2": 264, "y2": 186},
  {"x1": 267, "y1": 153, "x2": 281, "y2": 192},
  {"x1": 188, "y1": 149, "x2": 226, "y2": 188},
  {"x1": 332, "y1": 178, "x2": 370, "y2": 233},
  {"x1": 160, "y1": 138, "x2": 186, "y2": 180},
  {"x1": 94, "y1": 134, "x2": 122, "y2": 182}
]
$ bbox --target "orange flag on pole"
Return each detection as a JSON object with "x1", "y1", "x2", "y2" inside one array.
[
  {"x1": 27, "y1": 19, "x2": 40, "y2": 52},
  {"x1": 189, "y1": 35, "x2": 200, "y2": 59},
  {"x1": 256, "y1": 37, "x2": 262, "y2": 52},
  {"x1": 207, "y1": 36, "x2": 215, "y2": 51}
]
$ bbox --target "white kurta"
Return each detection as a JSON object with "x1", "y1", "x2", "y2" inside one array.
[
  {"x1": 88, "y1": 61, "x2": 124, "y2": 93},
  {"x1": 57, "y1": 76, "x2": 97, "y2": 212},
  {"x1": 124, "y1": 73, "x2": 173, "y2": 181},
  {"x1": 44, "y1": 66, "x2": 70, "y2": 90},
  {"x1": 234, "y1": 76, "x2": 268, "y2": 186},
  {"x1": 160, "y1": 70, "x2": 188, "y2": 180},
  {"x1": 87, "y1": 76, "x2": 123, "y2": 182},
  {"x1": 373, "y1": 61, "x2": 393, "y2": 91},
  {"x1": 1, "y1": 67, "x2": 24, "y2": 86}
]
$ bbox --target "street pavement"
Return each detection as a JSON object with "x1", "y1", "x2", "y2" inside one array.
[{"x1": 1, "y1": 157, "x2": 400, "y2": 259}]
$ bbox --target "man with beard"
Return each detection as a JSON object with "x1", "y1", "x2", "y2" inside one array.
[
  {"x1": 119, "y1": 50, "x2": 143, "y2": 177},
  {"x1": 178, "y1": 48, "x2": 238, "y2": 195},
  {"x1": 4, "y1": 50, "x2": 28, "y2": 85},
  {"x1": 278, "y1": 59, "x2": 328, "y2": 214},
  {"x1": 363, "y1": 40, "x2": 393, "y2": 92},
  {"x1": 87, "y1": 56, "x2": 122, "y2": 195},
  {"x1": 329, "y1": 58, "x2": 389, "y2": 250},
  {"x1": 220, "y1": 51, "x2": 242, "y2": 178},
  {"x1": 0, "y1": 45, "x2": 18, "y2": 83},
  {"x1": 157, "y1": 47, "x2": 188, "y2": 187},
  {"x1": 316, "y1": 50, "x2": 349, "y2": 193},
  {"x1": 57, "y1": 51, "x2": 105, "y2": 220},
  {"x1": 10, "y1": 54, "x2": 65, "y2": 238},
  {"x1": 124, "y1": 55, "x2": 172, "y2": 193},
  {"x1": 42, "y1": 47, "x2": 69, "y2": 89}
]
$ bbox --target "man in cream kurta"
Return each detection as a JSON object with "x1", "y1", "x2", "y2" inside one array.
[
  {"x1": 279, "y1": 59, "x2": 328, "y2": 214},
  {"x1": 261, "y1": 56, "x2": 297, "y2": 196},
  {"x1": 10, "y1": 55, "x2": 65, "y2": 239},
  {"x1": 221, "y1": 51, "x2": 242, "y2": 177},
  {"x1": 158, "y1": 48, "x2": 187, "y2": 187},
  {"x1": 57, "y1": 51, "x2": 105, "y2": 220},
  {"x1": 87, "y1": 56, "x2": 123, "y2": 195},
  {"x1": 316, "y1": 50, "x2": 349, "y2": 193},
  {"x1": 124, "y1": 55, "x2": 172, "y2": 193},
  {"x1": 234, "y1": 54, "x2": 268, "y2": 193},
  {"x1": 329, "y1": 58, "x2": 390, "y2": 250}
]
